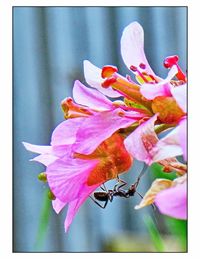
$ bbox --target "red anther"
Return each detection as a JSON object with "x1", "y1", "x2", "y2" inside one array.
[
  {"x1": 130, "y1": 65, "x2": 138, "y2": 72},
  {"x1": 101, "y1": 65, "x2": 118, "y2": 79},
  {"x1": 163, "y1": 55, "x2": 179, "y2": 68},
  {"x1": 164, "y1": 55, "x2": 186, "y2": 82},
  {"x1": 101, "y1": 76, "x2": 117, "y2": 88},
  {"x1": 139, "y1": 63, "x2": 146, "y2": 69}
]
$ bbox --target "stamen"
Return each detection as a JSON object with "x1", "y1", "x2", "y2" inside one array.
[
  {"x1": 148, "y1": 74, "x2": 159, "y2": 83},
  {"x1": 130, "y1": 65, "x2": 149, "y2": 83},
  {"x1": 139, "y1": 63, "x2": 146, "y2": 69},
  {"x1": 101, "y1": 65, "x2": 118, "y2": 79},
  {"x1": 130, "y1": 65, "x2": 138, "y2": 72},
  {"x1": 101, "y1": 76, "x2": 117, "y2": 88},
  {"x1": 164, "y1": 55, "x2": 187, "y2": 82},
  {"x1": 163, "y1": 55, "x2": 179, "y2": 69}
]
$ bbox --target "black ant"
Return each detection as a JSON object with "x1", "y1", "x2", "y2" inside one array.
[{"x1": 90, "y1": 164, "x2": 147, "y2": 209}]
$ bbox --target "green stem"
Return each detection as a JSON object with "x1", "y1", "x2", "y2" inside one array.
[{"x1": 144, "y1": 215, "x2": 165, "y2": 252}]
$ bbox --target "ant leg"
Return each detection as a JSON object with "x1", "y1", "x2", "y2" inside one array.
[
  {"x1": 108, "y1": 190, "x2": 114, "y2": 202},
  {"x1": 89, "y1": 195, "x2": 108, "y2": 209},
  {"x1": 114, "y1": 175, "x2": 127, "y2": 191},
  {"x1": 100, "y1": 183, "x2": 108, "y2": 192}
]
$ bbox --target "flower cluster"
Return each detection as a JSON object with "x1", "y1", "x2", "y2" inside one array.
[{"x1": 23, "y1": 22, "x2": 187, "y2": 232}]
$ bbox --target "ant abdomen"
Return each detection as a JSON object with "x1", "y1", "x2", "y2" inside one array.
[{"x1": 94, "y1": 192, "x2": 108, "y2": 201}]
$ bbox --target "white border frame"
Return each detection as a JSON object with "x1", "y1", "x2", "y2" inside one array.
[{"x1": 1, "y1": 0, "x2": 199, "y2": 258}]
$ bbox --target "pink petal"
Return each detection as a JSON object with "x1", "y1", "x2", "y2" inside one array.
[
  {"x1": 155, "y1": 182, "x2": 187, "y2": 219},
  {"x1": 73, "y1": 108, "x2": 139, "y2": 155},
  {"x1": 22, "y1": 142, "x2": 52, "y2": 154},
  {"x1": 73, "y1": 80, "x2": 114, "y2": 111},
  {"x1": 52, "y1": 198, "x2": 67, "y2": 214},
  {"x1": 51, "y1": 117, "x2": 85, "y2": 146},
  {"x1": 31, "y1": 153, "x2": 58, "y2": 166},
  {"x1": 64, "y1": 184, "x2": 99, "y2": 232},
  {"x1": 140, "y1": 66, "x2": 178, "y2": 99},
  {"x1": 120, "y1": 22, "x2": 155, "y2": 76},
  {"x1": 152, "y1": 118, "x2": 187, "y2": 161},
  {"x1": 171, "y1": 83, "x2": 187, "y2": 113},
  {"x1": 46, "y1": 157, "x2": 99, "y2": 203},
  {"x1": 83, "y1": 60, "x2": 122, "y2": 98},
  {"x1": 179, "y1": 118, "x2": 187, "y2": 160},
  {"x1": 52, "y1": 145, "x2": 72, "y2": 158},
  {"x1": 140, "y1": 82, "x2": 172, "y2": 100},
  {"x1": 124, "y1": 114, "x2": 158, "y2": 164}
]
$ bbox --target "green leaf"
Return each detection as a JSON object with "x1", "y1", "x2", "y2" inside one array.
[{"x1": 150, "y1": 163, "x2": 177, "y2": 181}]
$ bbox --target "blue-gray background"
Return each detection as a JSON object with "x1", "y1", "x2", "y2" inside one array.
[{"x1": 13, "y1": 7, "x2": 187, "y2": 252}]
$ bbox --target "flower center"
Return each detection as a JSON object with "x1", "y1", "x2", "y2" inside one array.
[
  {"x1": 101, "y1": 65, "x2": 152, "y2": 110},
  {"x1": 130, "y1": 63, "x2": 158, "y2": 84}
]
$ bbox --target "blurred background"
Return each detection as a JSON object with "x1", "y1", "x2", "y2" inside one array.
[{"x1": 13, "y1": 7, "x2": 187, "y2": 252}]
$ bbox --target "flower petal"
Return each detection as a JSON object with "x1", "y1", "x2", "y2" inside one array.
[
  {"x1": 31, "y1": 154, "x2": 58, "y2": 166},
  {"x1": 64, "y1": 184, "x2": 99, "y2": 232},
  {"x1": 155, "y1": 182, "x2": 187, "y2": 219},
  {"x1": 124, "y1": 114, "x2": 158, "y2": 164},
  {"x1": 83, "y1": 60, "x2": 122, "y2": 98},
  {"x1": 73, "y1": 108, "x2": 139, "y2": 155},
  {"x1": 51, "y1": 117, "x2": 85, "y2": 146},
  {"x1": 135, "y1": 178, "x2": 173, "y2": 209},
  {"x1": 120, "y1": 22, "x2": 155, "y2": 76},
  {"x1": 152, "y1": 118, "x2": 187, "y2": 161},
  {"x1": 171, "y1": 83, "x2": 187, "y2": 113},
  {"x1": 22, "y1": 142, "x2": 52, "y2": 154},
  {"x1": 140, "y1": 66, "x2": 178, "y2": 100},
  {"x1": 52, "y1": 198, "x2": 67, "y2": 214},
  {"x1": 179, "y1": 118, "x2": 187, "y2": 160},
  {"x1": 73, "y1": 80, "x2": 114, "y2": 111},
  {"x1": 140, "y1": 82, "x2": 172, "y2": 100},
  {"x1": 46, "y1": 157, "x2": 99, "y2": 203}
]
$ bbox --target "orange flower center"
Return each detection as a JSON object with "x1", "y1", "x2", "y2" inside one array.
[{"x1": 74, "y1": 133, "x2": 133, "y2": 186}]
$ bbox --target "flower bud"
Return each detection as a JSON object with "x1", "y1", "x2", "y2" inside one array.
[{"x1": 38, "y1": 172, "x2": 47, "y2": 182}]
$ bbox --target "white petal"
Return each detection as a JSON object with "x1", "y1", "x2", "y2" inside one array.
[
  {"x1": 121, "y1": 22, "x2": 155, "y2": 76},
  {"x1": 83, "y1": 60, "x2": 122, "y2": 98}
]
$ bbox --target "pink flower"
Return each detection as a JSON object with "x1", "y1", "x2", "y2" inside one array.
[
  {"x1": 24, "y1": 20, "x2": 187, "y2": 233},
  {"x1": 23, "y1": 80, "x2": 148, "y2": 232},
  {"x1": 24, "y1": 119, "x2": 134, "y2": 232},
  {"x1": 135, "y1": 175, "x2": 187, "y2": 220},
  {"x1": 155, "y1": 179, "x2": 187, "y2": 220}
]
